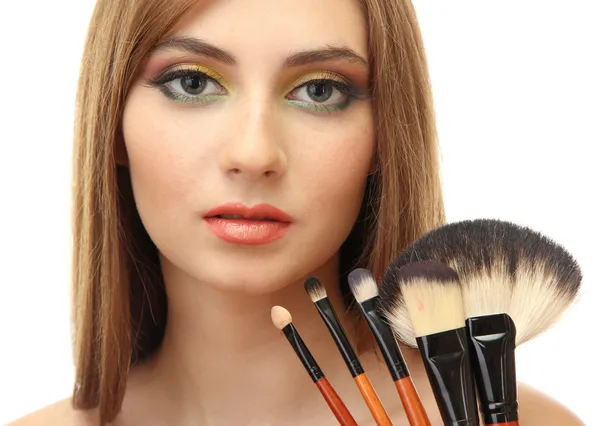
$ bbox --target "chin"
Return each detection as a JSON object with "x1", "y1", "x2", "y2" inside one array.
[
  {"x1": 199, "y1": 249, "x2": 327, "y2": 295},
  {"x1": 159, "y1": 238, "x2": 340, "y2": 296},
  {"x1": 206, "y1": 271, "x2": 299, "y2": 295}
]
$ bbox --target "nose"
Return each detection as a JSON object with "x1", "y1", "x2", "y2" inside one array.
[{"x1": 219, "y1": 100, "x2": 287, "y2": 181}]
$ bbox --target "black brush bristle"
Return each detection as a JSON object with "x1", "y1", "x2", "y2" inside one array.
[
  {"x1": 304, "y1": 276, "x2": 321, "y2": 294},
  {"x1": 304, "y1": 277, "x2": 326, "y2": 302},
  {"x1": 378, "y1": 270, "x2": 402, "y2": 317},
  {"x1": 398, "y1": 260, "x2": 459, "y2": 283},
  {"x1": 388, "y1": 218, "x2": 582, "y2": 299}
]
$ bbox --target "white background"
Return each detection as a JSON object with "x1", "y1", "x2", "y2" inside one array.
[{"x1": 0, "y1": 1, "x2": 598, "y2": 424}]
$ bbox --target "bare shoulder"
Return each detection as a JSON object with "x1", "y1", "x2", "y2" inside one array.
[
  {"x1": 518, "y1": 382, "x2": 584, "y2": 425},
  {"x1": 7, "y1": 398, "x2": 99, "y2": 426}
]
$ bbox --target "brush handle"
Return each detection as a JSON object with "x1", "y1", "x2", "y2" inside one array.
[
  {"x1": 316, "y1": 298, "x2": 364, "y2": 376},
  {"x1": 467, "y1": 314, "x2": 518, "y2": 425},
  {"x1": 353, "y1": 373, "x2": 394, "y2": 426},
  {"x1": 282, "y1": 323, "x2": 324, "y2": 382},
  {"x1": 394, "y1": 376, "x2": 431, "y2": 426},
  {"x1": 360, "y1": 297, "x2": 410, "y2": 380},
  {"x1": 417, "y1": 327, "x2": 480, "y2": 426},
  {"x1": 315, "y1": 377, "x2": 358, "y2": 426},
  {"x1": 487, "y1": 422, "x2": 519, "y2": 426}
]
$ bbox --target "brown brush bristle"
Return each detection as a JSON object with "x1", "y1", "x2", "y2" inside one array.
[
  {"x1": 379, "y1": 260, "x2": 465, "y2": 339},
  {"x1": 304, "y1": 277, "x2": 327, "y2": 302},
  {"x1": 383, "y1": 219, "x2": 582, "y2": 346}
]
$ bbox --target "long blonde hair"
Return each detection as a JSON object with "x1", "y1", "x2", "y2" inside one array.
[{"x1": 71, "y1": 0, "x2": 445, "y2": 422}]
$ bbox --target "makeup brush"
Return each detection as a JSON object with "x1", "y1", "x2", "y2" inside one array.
[
  {"x1": 347, "y1": 269, "x2": 430, "y2": 426},
  {"x1": 379, "y1": 260, "x2": 480, "y2": 426},
  {"x1": 304, "y1": 277, "x2": 393, "y2": 426},
  {"x1": 270, "y1": 306, "x2": 358, "y2": 426},
  {"x1": 383, "y1": 218, "x2": 582, "y2": 426}
]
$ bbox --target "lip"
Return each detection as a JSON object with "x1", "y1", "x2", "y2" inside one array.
[
  {"x1": 205, "y1": 202, "x2": 293, "y2": 223},
  {"x1": 203, "y1": 202, "x2": 293, "y2": 245}
]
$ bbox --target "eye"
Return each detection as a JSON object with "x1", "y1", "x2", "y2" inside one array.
[
  {"x1": 164, "y1": 72, "x2": 225, "y2": 97},
  {"x1": 144, "y1": 67, "x2": 228, "y2": 103},
  {"x1": 289, "y1": 79, "x2": 349, "y2": 106}
]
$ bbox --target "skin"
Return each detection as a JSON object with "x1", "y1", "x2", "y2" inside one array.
[{"x1": 10, "y1": 0, "x2": 585, "y2": 425}]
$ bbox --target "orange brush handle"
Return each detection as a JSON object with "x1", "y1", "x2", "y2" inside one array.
[
  {"x1": 488, "y1": 422, "x2": 519, "y2": 426},
  {"x1": 394, "y1": 376, "x2": 431, "y2": 426},
  {"x1": 353, "y1": 373, "x2": 393, "y2": 426},
  {"x1": 315, "y1": 377, "x2": 358, "y2": 426}
]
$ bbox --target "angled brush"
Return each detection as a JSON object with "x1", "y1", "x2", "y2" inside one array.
[{"x1": 379, "y1": 260, "x2": 480, "y2": 426}]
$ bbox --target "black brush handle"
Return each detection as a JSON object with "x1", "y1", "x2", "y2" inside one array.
[
  {"x1": 315, "y1": 298, "x2": 364, "y2": 377},
  {"x1": 282, "y1": 323, "x2": 324, "y2": 383},
  {"x1": 467, "y1": 313, "x2": 518, "y2": 424},
  {"x1": 359, "y1": 297, "x2": 409, "y2": 380},
  {"x1": 417, "y1": 327, "x2": 479, "y2": 426}
]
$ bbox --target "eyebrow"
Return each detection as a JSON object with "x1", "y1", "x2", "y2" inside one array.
[{"x1": 151, "y1": 36, "x2": 368, "y2": 69}]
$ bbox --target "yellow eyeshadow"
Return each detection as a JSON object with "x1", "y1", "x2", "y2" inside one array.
[
  {"x1": 186, "y1": 64, "x2": 229, "y2": 88},
  {"x1": 288, "y1": 70, "x2": 350, "y2": 90}
]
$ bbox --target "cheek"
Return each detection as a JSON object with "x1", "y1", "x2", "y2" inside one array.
[
  {"x1": 291, "y1": 114, "x2": 374, "y2": 229},
  {"x1": 121, "y1": 91, "x2": 212, "y2": 214},
  {"x1": 303, "y1": 117, "x2": 374, "y2": 201}
]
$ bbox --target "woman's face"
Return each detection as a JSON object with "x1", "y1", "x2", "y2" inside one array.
[{"x1": 122, "y1": 0, "x2": 374, "y2": 293}]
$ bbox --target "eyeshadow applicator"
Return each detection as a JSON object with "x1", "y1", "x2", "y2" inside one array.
[
  {"x1": 271, "y1": 305, "x2": 358, "y2": 426},
  {"x1": 304, "y1": 277, "x2": 393, "y2": 426}
]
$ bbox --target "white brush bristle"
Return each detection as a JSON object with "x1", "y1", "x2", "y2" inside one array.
[
  {"x1": 451, "y1": 256, "x2": 513, "y2": 319},
  {"x1": 381, "y1": 302, "x2": 415, "y2": 347},
  {"x1": 271, "y1": 306, "x2": 292, "y2": 330},
  {"x1": 508, "y1": 260, "x2": 580, "y2": 345},
  {"x1": 402, "y1": 278, "x2": 465, "y2": 337},
  {"x1": 379, "y1": 260, "x2": 466, "y2": 346},
  {"x1": 348, "y1": 268, "x2": 379, "y2": 303}
]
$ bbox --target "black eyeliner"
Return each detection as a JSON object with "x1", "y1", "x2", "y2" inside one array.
[
  {"x1": 143, "y1": 69, "x2": 212, "y2": 88},
  {"x1": 143, "y1": 68, "x2": 371, "y2": 107},
  {"x1": 301, "y1": 79, "x2": 370, "y2": 101}
]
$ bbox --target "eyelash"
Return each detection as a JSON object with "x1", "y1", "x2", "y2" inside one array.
[{"x1": 143, "y1": 68, "x2": 369, "y2": 113}]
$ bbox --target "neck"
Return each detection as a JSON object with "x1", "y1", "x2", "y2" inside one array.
[{"x1": 144, "y1": 254, "x2": 361, "y2": 425}]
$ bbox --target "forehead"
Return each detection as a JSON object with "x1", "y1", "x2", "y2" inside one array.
[{"x1": 169, "y1": 0, "x2": 368, "y2": 58}]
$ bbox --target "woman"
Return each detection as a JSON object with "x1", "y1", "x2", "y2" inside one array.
[{"x1": 11, "y1": 0, "x2": 583, "y2": 424}]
